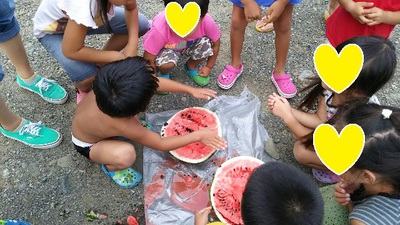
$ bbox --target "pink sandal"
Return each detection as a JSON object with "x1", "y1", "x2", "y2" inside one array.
[
  {"x1": 217, "y1": 64, "x2": 243, "y2": 89},
  {"x1": 271, "y1": 72, "x2": 297, "y2": 98}
]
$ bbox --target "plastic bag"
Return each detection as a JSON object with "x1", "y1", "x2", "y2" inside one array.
[{"x1": 143, "y1": 87, "x2": 272, "y2": 225}]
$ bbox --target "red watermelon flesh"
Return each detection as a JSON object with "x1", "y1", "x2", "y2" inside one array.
[
  {"x1": 160, "y1": 107, "x2": 222, "y2": 164},
  {"x1": 210, "y1": 156, "x2": 264, "y2": 225}
]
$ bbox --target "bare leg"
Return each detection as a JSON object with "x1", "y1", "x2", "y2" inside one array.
[
  {"x1": 272, "y1": 5, "x2": 293, "y2": 76},
  {"x1": 0, "y1": 95, "x2": 22, "y2": 131},
  {"x1": 158, "y1": 62, "x2": 175, "y2": 75},
  {"x1": 75, "y1": 76, "x2": 96, "y2": 93},
  {"x1": 0, "y1": 34, "x2": 34, "y2": 79},
  {"x1": 328, "y1": 0, "x2": 339, "y2": 15},
  {"x1": 102, "y1": 34, "x2": 129, "y2": 51},
  {"x1": 230, "y1": 5, "x2": 248, "y2": 69},
  {"x1": 89, "y1": 140, "x2": 137, "y2": 171},
  {"x1": 293, "y1": 141, "x2": 327, "y2": 170},
  {"x1": 186, "y1": 58, "x2": 205, "y2": 70}
]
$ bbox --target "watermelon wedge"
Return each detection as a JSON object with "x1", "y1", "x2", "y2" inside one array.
[
  {"x1": 210, "y1": 156, "x2": 264, "y2": 225},
  {"x1": 160, "y1": 107, "x2": 222, "y2": 164}
]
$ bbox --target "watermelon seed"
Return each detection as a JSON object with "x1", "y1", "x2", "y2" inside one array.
[
  {"x1": 194, "y1": 175, "x2": 197, "y2": 178},
  {"x1": 160, "y1": 175, "x2": 164, "y2": 179}
]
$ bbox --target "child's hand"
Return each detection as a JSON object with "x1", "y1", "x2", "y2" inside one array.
[
  {"x1": 364, "y1": 7, "x2": 388, "y2": 26},
  {"x1": 190, "y1": 88, "x2": 217, "y2": 100},
  {"x1": 268, "y1": 93, "x2": 293, "y2": 119},
  {"x1": 334, "y1": 181, "x2": 352, "y2": 206},
  {"x1": 198, "y1": 66, "x2": 211, "y2": 77},
  {"x1": 196, "y1": 127, "x2": 227, "y2": 150},
  {"x1": 195, "y1": 207, "x2": 212, "y2": 225},
  {"x1": 264, "y1": 1, "x2": 286, "y2": 24},
  {"x1": 345, "y1": 1, "x2": 374, "y2": 24},
  {"x1": 242, "y1": 0, "x2": 262, "y2": 22}
]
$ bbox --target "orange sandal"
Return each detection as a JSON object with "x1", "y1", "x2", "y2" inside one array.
[{"x1": 255, "y1": 16, "x2": 274, "y2": 33}]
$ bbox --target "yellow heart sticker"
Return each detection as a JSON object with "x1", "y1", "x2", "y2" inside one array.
[
  {"x1": 165, "y1": 2, "x2": 201, "y2": 38},
  {"x1": 314, "y1": 124, "x2": 365, "y2": 175},
  {"x1": 314, "y1": 44, "x2": 364, "y2": 94}
]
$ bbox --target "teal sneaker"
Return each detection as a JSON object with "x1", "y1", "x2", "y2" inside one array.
[
  {"x1": 0, "y1": 119, "x2": 62, "y2": 149},
  {"x1": 0, "y1": 219, "x2": 31, "y2": 225},
  {"x1": 16, "y1": 74, "x2": 68, "y2": 104}
]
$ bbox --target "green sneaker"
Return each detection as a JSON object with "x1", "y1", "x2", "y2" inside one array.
[
  {"x1": 16, "y1": 74, "x2": 68, "y2": 104},
  {"x1": 0, "y1": 119, "x2": 62, "y2": 149}
]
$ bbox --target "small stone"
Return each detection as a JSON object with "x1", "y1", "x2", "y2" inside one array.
[
  {"x1": 264, "y1": 138, "x2": 280, "y2": 160},
  {"x1": 57, "y1": 155, "x2": 73, "y2": 168},
  {"x1": 41, "y1": 177, "x2": 48, "y2": 183},
  {"x1": 60, "y1": 175, "x2": 69, "y2": 195},
  {"x1": 158, "y1": 105, "x2": 163, "y2": 108},
  {"x1": 181, "y1": 97, "x2": 187, "y2": 102},
  {"x1": 273, "y1": 138, "x2": 280, "y2": 144},
  {"x1": 298, "y1": 70, "x2": 314, "y2": 81},
  {"x1": 2, "y1": 169, "x2": 9, "y2": 178}
]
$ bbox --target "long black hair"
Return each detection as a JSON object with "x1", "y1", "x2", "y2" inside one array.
[
  {"x1": 335, "y1": 104, "x2": 400, "y2": 193},
  {"x1": 298, "y1": 36, "x2": 396, "y2": 110},
  {"x1": 91, "y1": 0, "x2": 112, "y2": 32}
]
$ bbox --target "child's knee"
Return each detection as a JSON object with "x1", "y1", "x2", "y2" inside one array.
[{"x1": 116, "y1": 145, "x2": 136, "y2": 168}]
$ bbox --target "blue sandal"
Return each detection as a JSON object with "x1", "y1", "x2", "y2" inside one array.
[
  {"x1": 0, "y1": 220, "x2": 31, "y2": 225},
  {"x1": 101, "y1": 165, "x2": 142, "y2": 188},
  {"x1": 184, "y1": 64, "x2": 210, "y2": 86}
]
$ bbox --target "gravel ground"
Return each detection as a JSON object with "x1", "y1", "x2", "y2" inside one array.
[{"x1": 1, "y1": 0, "x2": 399, "y2": 224}]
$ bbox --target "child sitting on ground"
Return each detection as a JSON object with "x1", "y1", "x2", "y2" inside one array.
[
  {"x1": 267, "y1": 36, "x2": 396, "y2": 183},
  {"x1": 143, "y1": 0, "x2": 220, "y2": 87},
  {"x1": 72, "y1": 57, "x2": 226, "y2": 188},
  {"x1": 195, "y1": 161, "x2": 324, "y2": 225},
  {"x1": 332, "y1": 103, "x2": 400, "y2": 225},
  {"x1": 326, "y1": 0, "x2": 400, "y2": 47}
]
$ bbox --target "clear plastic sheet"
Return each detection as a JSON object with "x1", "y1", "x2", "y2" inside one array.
[{"x1": 143, "y1": 88, "x2": 273, "y2": 225}]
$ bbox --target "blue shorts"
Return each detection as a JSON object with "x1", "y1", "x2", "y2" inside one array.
[
  {"x1": 0, "y1": 0, "x2": 20, "y2": 43},
  {"x1": 38, "y1": 7, "x2": 150, "y2": 83},
  {"x1": 230, "y1": 0, "x2": 302, "y2": 8}
]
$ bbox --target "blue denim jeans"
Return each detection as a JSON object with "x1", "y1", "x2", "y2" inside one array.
[
  {"x1": 39, "y1": 7, "x2": 150, "y2": 83},
  {"x1": 0, "y1": 0, "x2": 20, "y2": 81}
]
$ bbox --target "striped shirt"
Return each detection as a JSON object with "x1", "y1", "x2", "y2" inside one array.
[{"x1": 349, "y1": 195, "x2": 400, "y2": 225}]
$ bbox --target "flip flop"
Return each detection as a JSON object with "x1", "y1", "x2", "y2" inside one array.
[
  {"x1": 102, "y1": 165, "x2": 142, "y2": 188},
  {"x1": 255, "y1": 16, "x2": 274, "y2": 32},
  {"x1": 0, "y1": 220, "x2": 31, "y2": 225}
]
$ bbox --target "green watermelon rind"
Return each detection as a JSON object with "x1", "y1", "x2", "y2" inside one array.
[
  {"x1": 210, "y1": 156, "x2": 264, "y2": 225},
  {"x1": 160, "y1": 107, "x2": 222, "y2": 164}
]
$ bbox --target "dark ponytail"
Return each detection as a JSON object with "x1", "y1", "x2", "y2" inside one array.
[{"x1": 91, "y1": 0, "x2": 112, "y2": 32}]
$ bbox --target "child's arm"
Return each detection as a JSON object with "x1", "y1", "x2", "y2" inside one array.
[
  {"x1": 122, "y1": 1, "x2": 139, "y2": 57},
  {"x1": 240, "y1": 0, "x2": 262, "y2": 21},
  {"x1": 62, "y1": 20, "x2": 126, "y2": 64},
  {"x1": 157, "y1": 77, "x2": 218, "y2": 100},
  {"x1": 194, "y1": 207, "x2": 211, "y2": 225},
  {"x1": 264, "y1": 0, "x2": 290, "y2": 24},
  {"x1": 364, "y1": 8, "x2": 400, "y2": 26},
  {"x1": 290, "y1": 95, "x2": 328, "y2": 129},
  {"x1": 268, "y1": 93, "x2": 314, "y2": 139},
  {"x1": 198, "y1": 39, "x2": 220, "y2": 77},
  {"x1": 338, "y1": 0, "x2": 374, "y2": 24},
  {"x1": 130, "y1": 122, "x2": 226, "y2": 152}
]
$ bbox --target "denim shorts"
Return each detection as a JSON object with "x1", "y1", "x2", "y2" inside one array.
[
  {"x1": 0, "y1": 0, "x2": 20, "y2": 43},
  {"x1": 230, "y1": 0, "x2": 302, "y2": 8},
  {"x1": 38, "y1": 7, "x2": 150, "y2": 83}
]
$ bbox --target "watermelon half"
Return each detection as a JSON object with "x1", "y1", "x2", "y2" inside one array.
[
  {"x1": 210, "y1": 156, "x2": 264, "y2": 225},
  {"x1": 160, "y1": 107, "x2": 222, "y2": 164}
]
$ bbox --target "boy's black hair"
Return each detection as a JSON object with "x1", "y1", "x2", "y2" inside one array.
[
  {"x1": 163, "y1": 0, "x2": 209, "y2": 18},
  {"x1": 298, "y1": 36, "x2": 396, "y2": 110},
  {"x1": 334, "y1": 103, "x2": 400, "y2": 194},
  {"x1": 242, "y1": 161, "x2": 324, "y2": 225},
  {"x1": 93, "y1": 57, "x2": 159, "y2": 118}
]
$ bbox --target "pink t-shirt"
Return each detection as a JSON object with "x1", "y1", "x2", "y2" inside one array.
[{"x1": 143, "y1": 12, "x2": 221, "y2": 55}]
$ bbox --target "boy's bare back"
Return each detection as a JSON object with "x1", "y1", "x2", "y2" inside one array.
[{"x1": 72, "y1": 91, "x2": 144, "y2": 144}]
